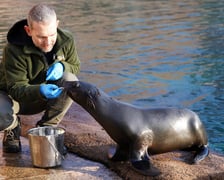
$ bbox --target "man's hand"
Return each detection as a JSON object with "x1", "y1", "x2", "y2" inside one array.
[
  {"x1": 40, "y1": 84, "x2": 63, "y2": 99},
  {"x1": 46, "y1": 62, "x2": 64, "y2": 81}
]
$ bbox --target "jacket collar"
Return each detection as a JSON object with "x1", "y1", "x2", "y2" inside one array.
[{"x1": 7, "y1": 19, "x2": 33, "y2": 46}]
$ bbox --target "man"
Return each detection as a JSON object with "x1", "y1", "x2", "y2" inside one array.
[{"x1": 0, "y1": 4, "x2": 80, "y2": 153}]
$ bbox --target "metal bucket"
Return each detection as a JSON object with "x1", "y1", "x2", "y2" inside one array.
[{"x1": 27, "y1": 126, "x2": 65, "y2": 168}]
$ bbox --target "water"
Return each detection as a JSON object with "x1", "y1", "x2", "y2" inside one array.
[{"x1": 0, "y1": 0, "x2": 224, "y2": 154}]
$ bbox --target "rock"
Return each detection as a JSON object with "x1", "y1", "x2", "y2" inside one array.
[{"x1": 21, "y1": 103, "x2": 224, "y2": 180}]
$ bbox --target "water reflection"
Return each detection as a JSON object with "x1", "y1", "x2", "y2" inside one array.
[{"x1": 0, "y1": 0, "x2": 224, "y2": 154}]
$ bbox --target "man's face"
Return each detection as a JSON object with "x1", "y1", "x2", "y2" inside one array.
[{"x1": 24, "y1": 20, "x2": 59, "y2": 52}]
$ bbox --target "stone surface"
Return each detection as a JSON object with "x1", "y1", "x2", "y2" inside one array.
[
  {"x1": 0, "y1": 132, "x2": 120, "y2": 179},
  {"x1": 18, "y1": 103, "x2": 224, "y2": 179}
]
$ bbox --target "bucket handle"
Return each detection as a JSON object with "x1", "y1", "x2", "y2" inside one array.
[{"x1": 46, "y1": 136, "x2": 65, "y2": 161}]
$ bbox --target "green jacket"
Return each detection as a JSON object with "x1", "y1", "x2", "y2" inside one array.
[{"x1": 0, "y1": 19, "x2": 80, "y2": 103}]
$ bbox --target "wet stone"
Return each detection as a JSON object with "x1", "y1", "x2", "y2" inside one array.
[{"x1": 0, "y1": 133, "x2": 120, "y2": 179}]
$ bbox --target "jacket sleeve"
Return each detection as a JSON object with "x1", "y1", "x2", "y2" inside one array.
[
  {"x1": 3, "y1": 45, "x2": 44, "y2": 103},
  {"x1": 58, "y1": 33, "x2": 81, "y2": 75}
]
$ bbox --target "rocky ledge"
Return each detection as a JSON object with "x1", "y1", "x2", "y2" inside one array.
[{"x1": 21, "y1": 103, "x2": 224, "y2": 180}]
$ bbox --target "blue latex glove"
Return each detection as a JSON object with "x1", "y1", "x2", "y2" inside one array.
[
  {"x1": 40, "y1": 84, "x2": 63, "y2": 99},
  {"x1": 46, "y1": 62, "x2": 64, "y2": 81}
]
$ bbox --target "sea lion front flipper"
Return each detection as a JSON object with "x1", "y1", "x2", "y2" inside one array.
[
  {"x1": 130, "y1": 148, "x2": 160, "y2": 176},
  {"x1": 131, "y1": 160, "x2": 161, "y2": 176},
  {"x1": 108, "y1": 145, "x2": 129, "y2": 161},
  {"x1": 129, "y1": 129, "x2": 161, "y2": 176}
]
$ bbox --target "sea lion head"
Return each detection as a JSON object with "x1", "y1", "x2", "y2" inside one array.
[{"x1": 63, "y1": 81, "x2": 100, "y2": 109}]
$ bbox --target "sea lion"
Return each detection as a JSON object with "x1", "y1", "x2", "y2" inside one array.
[{"x1": 63, "y1": 80, "x2": 209, "y2": 176}]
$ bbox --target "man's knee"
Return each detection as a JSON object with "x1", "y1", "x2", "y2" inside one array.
[
  {"x1": 53, "y1": 72, "x2": 78, "y2": 88},
  {"x1": 62, "y1": 72, "x2": 78, "y2": 81},
  {"x1": 0, "y1": 114, "x2": 16, "y2": 131}
]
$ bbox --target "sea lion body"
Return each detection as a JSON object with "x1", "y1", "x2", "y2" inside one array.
[{"x1": 64, "y1": 81, "x2": 209, "y2": 176}]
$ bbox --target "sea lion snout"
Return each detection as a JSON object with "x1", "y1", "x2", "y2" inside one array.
[
  {"x1": 62, "y1": 81, "x2": 80, "y2": 99},
  {"x1": 63, "y1": 81, "x2": 80, "y2": 89}
]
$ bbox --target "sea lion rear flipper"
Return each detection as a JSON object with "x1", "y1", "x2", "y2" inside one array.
[{"x1": 193, "y1": 145, "x2": 209, "y2": 164}]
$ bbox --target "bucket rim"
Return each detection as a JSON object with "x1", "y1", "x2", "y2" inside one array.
[{"x1": 27, "y1": 126, "x2": 65, "y2": 136}]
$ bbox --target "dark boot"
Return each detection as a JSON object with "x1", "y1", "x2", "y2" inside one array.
[{"x1": 3, "y1": 118, "x2": 21, "y2": 153}]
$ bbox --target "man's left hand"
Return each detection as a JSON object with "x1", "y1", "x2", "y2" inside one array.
[{"x1": 46, "y1": 62, "x2": 64, "y2": 81}]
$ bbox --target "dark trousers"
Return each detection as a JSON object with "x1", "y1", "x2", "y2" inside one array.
[{"x1": 0, "y1": 72, "x2": 78, "y2": 130}]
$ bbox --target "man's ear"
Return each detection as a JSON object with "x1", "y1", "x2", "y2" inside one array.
[{"x1": 24, "y1": 25, "x2": 31, "y2": 36}]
